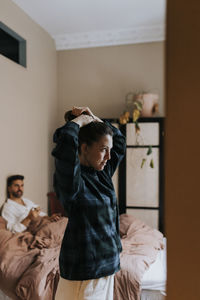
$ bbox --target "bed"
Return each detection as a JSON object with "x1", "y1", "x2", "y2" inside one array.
[
  {"x1": 0, "y1": 213, "x2": 166, "y2": 300},
  {"x1": 0, "y1": 215, "x2": 68, "y2": 300},
  {"x1": 141, "y1": 237, "x2": 166, "y2": 300},
  {"x1": 114, "y1": 213, "x2": 167, "y2": 300}
]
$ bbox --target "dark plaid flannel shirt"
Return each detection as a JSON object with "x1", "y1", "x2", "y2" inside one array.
[{"x1": 52, "y1": 120, "x2": 126, "y2": 280}]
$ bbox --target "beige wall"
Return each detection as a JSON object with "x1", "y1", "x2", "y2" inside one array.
[
  {"x1": 0, "y1": 2, "x2": 164, "y2": 214},
  {"x1": 166, "y1": 1, "x2": 200, "y2": 299},
  {"x1": 57, "y1": 42, "x2": 165, "y2": 125},
  {"x1": 2, "y1": 1, "x2": 200, "y2": 298},
  {"x1": 0, "y1": 0, "x2": 57, "y2": 212}
]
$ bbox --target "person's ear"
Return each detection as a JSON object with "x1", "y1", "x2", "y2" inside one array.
[{"x1": 81, "y1": 143, "x2": 88, "y2": 155}]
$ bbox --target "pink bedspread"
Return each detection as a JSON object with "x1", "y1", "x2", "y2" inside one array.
[
  {"x1": 0, "y1": 216, "x2": 68, "y2": 300},
  {"x1": 114, "y1": 214, "x2": 164, "y2": 300},
  {"x1": 0, "y1": 213, "x2": 163, "y2": 300}
]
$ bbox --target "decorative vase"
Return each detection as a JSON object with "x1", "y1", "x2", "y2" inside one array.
[{"x1": 135, "y1": 93, "x2": 159, "y2": 117}]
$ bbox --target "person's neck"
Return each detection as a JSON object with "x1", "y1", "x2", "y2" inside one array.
[
  {"x1": 10, "y1": 197, "x2": 24, "y2": 205},
  {"x1": 79, "y1": 154, "x2": 90, "y2": 167}
]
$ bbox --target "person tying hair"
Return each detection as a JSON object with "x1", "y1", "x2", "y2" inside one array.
[
  {"x1": 52, "y1": 106, "x2": 126, "y2": 300},
  {"x1": 1, "y1": 174, "x2": 60, "y2": 233}
]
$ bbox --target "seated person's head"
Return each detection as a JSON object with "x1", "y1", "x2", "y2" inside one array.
[{"x1": 7, "y1": 175, "x2": 24, "y2": 199}]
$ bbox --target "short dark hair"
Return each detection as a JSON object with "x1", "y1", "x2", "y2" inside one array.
[
  {"x1": 64, "y1": 110, "x2": 113, "y2": 154},
  {"x1": 7, "y1": 175, "x2": 24, "y2": 198},
  {"x1": 7, "y1": 174, "x2": 24, "y2": 187},
  {"x1": 78, "y1": 121, "x2": 113, "y2": 153}
]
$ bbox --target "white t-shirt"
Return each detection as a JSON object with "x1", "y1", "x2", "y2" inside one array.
[{"x1": 2, "y1": 198, "x2": 46, "y2": 233}]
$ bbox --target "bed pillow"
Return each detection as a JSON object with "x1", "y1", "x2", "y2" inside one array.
[{"x1": 0, "y1": 216, "x2": 7, "y2": 230}]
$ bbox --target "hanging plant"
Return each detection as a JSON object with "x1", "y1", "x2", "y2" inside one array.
[{"x1": 119, "y1": 92, "x2": 155, "y2": 169}]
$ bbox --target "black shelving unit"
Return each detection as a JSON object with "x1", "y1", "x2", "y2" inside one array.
[{"x1": 107, "y1": 117, "x2": 164, "y2": 233}]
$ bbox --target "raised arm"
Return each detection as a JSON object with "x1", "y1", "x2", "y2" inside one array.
[
  {"x1": 52, "y1": 109, "x2": 94, "y2": 213},
  {"x1": 71, "y1": 107, "x2": 126, "y2": 177},
  {"x1": 103, "y1": 120, "x2": 126, "y2": 177}
]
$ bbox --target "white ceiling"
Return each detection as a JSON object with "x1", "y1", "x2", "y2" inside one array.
[{"x1": 12, "y1": 0, "x2": 166, "y2": 50}]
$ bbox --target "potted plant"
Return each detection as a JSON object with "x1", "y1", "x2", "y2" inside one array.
[{"x1": 119, "y1": 92, "x2": 159, "y2": 168}]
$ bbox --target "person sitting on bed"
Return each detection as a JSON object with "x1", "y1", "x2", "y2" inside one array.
[{"x1": 1, "y1": 174, "x2": 60, "y2": 233}]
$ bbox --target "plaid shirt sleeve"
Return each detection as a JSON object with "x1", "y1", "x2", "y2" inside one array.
[
  {"x1": 52, "y1": 122, "x2": 83, "y2": 212},
  {"x1": 103, "y1": 120, "x2": 126, "y2": 177}
]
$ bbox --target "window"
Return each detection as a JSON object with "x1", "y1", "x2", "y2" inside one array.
[{"x1": 0, "y1": 22, "x2": 26, "y2": 67}]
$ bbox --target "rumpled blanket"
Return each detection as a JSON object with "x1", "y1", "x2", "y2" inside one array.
[
  {"x1": 0, "y1": 213, "x2": 164, "y2": 300},
  {"x1": 114, "y1": 214, "x2": 164, "y2": 300},
  {"x1": 0, "y1": 216, "x2": 68, "y2": 300}
]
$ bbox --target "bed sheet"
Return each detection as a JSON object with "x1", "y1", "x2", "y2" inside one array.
[
  {"x1": 141, "y1": 289, "x2": 166, "y2": 300},
  {"x1": 141, "y1": 238, "x2": 167, "y2": 292},
  {"x1": 114, "y1": 214, "x2": 164, "y2": 300},
  {"x1": 0, "y1": 289, "x2": 12, "y2": 300}
]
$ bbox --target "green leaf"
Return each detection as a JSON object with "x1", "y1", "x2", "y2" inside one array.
[
  {"x1": 135, "y1": 121, "x2": 140, "y2": 130},
  {"x1": 147, "y1": 145, "x2": 152, "y2": 155},
  {"x1": 150, "y1": 159, "x2": 154, "y2": 168},
  {"x1": 141, "y1": 158, "x2": 146, "y2": 168},
  {"x1": 134, "y1": 101, "x2": 143, "y2": 111}
]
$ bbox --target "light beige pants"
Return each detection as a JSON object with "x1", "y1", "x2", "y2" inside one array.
[{"x1": 55, "y1": 274, "x2": 114, "y2": 300}]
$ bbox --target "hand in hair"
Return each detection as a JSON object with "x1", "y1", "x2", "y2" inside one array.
[
  {"x1": 71, "y1": 114, "x2": 94, "y2": 127},
  {"x1": 69, "y1": 106, "x2": 102, "y2": 127},
  {"x1": 72, "y1": 106, "x2": 102, "y2": 123},
  {"x1": 72, "y1": 106, "x2": 95, "y2": 118}
]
